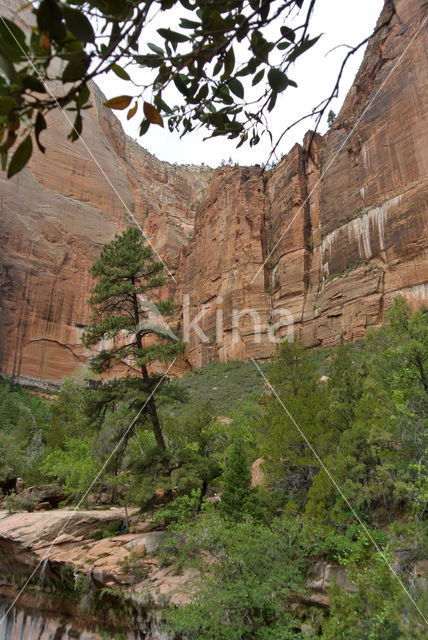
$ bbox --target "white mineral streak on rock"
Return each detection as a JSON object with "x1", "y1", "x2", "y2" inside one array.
[
  {"x1": 397, "y1": 282, "x2": 428, "y2": 301},
  {"x1": 321, "y1": 194, "x2": 404, "y2": 271}
]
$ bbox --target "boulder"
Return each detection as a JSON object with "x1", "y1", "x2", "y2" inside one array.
[{"x1": 10, "y1": 484, "x2": 66, "y2": 511}]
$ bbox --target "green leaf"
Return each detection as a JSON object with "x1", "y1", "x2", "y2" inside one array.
[
  {"x1": 268, "y1": 68, "x2": 290, "y2": 93},
  {"x1": 287, "y1": 35, "x2": 321, "y2": 63},
  {"x1": 195, "y1": 84, "x2": 209, "y2": 101},
  {"x1": 280, "y1": 26, "x2": 295, "y2": 42},
  {"x1": 0, "y1": 96, "x2": 17, "y2": 116},
  {"x1": 223, "y1": 47, "x2": 235, "y2": 78},
  {"x1": 173, "y1": 74, "x2": 189, "y2": 97},
  {"x1": 213, "y1": 58, "x2": 223, "y2": 76},
  {"x1": 216, "y1": 85, "x2": 233, "y2": 105},
  {"x1": 228, "y1": 78, "x2": 244, "y2": 100},
  {"x1": 155, "y1": 96, "x2": 172, "y2": 114},
  {"x1": 0, "y1": 18, "x2": 28, "y2": 62},
  {"x1": 76, "y1": 83, "x2": 90, "y2": 108},
  {"x1": 34, "y1": 111, "x2": 47, "y2": 153},
  {"x1": 180, "y1": 18, "x2": 200, "y2": 29},
  {"x1": 252, "y1": 69, "x2": 264, "y2": 86},
  {"x1": 250, "y1": 133, "x2": 260, "y2": 147},
  {"x1": 139, "y1": 119, "x2": 150, "y2": 136},
  {"x1": 37, "y1": 0, "x2": 66, "y2": 42},
  {"x1": 210, "y1": 111, "x2": 226, "y2": 129},
  {"x1": 251, "y1": 30, "x2": 273, "y2": 62},
  {"x1": 7, "y1": 134, "x2": 32, "y2": 178},
  {"x1": 62, "y1": 53, "x2": 89, "y2": 83},
  {"x1": 68, "y1": 112, "x2": 82, "y2": 142},
  {"x1": 267, "y1": 92, "x2": 277, "y2": 112},
  {"x1": 62, "y1": 6, "x2": 95, "y2": 44},
  {"x1": 111, "y1": 63, "x2": 131, "y2": 81},
  {"x1": 158, "y1": 28, "x2": 187, "y2": 44},
  {"x1": 21, "y1": 75, "x2": 45, "y2": 93},
  {"x1": 0, "y1": 50, "x2": 17, "y2": 83},
  {"x1": 148, "y1": 42, "x2": 163, "y2": 55},
  {"x1": 134, "y1": 54, "x2": 159, "y2": 68},
  {"x1": 236, "y1": 132, "x2": 248, "y2": 148}
]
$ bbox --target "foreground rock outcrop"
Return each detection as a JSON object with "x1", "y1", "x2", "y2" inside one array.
[
  {"x1": 0, "y1": 507, "x2": 373, "y2": 638},
  {"x1": 0, "y1": 0, "x2": 427, "y2": 383},
  {"x1": 0, "y1": 508, "x2": 196, "y2": 638}
]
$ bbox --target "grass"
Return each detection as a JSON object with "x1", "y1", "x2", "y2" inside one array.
[
  {"x1": 166, "y1": 347, "x2": 342, "y2": 418},
  {"x1": 168, "y1": 360, "x2": 271, "y2": 417}
]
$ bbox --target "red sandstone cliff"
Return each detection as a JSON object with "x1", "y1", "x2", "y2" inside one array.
[
  {"x1": 0, "y1": 0, "x2": 427, "y2": 383},
  {"x1": 180, "y1": 0, "x2": 428, "y2": 366},
  {"x1": 0, "y1": 81, "x2": 212, "y2": 385}
]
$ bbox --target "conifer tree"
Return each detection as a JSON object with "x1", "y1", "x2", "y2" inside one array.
[
  {"x1": 83, "y1": 228, "x2": 183, "y2": 450},
  {"x1": 221, "y1": 440, "x2": 252, "y2": 519}
]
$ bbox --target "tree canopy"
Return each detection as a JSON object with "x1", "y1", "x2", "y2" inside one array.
[{"x1": 0, "y1": 0, "x2": 394, "y2": 177}]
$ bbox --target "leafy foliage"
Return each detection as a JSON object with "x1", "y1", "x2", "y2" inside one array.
[
  {"x1": 166, "y1": 359, "x2": 269, "y2": 418},
  {"x1": 0, "y1": 378, "x2": 51, "y2": 484},
  {"x1": 163, "y1": 513, "x2": 312, "y2": 640},
  {"x1": 259, "y1": 300, "x2": 428, "y2": 527},
  {"x1": 0, "y1": 1, "x2": 325, "y2": 175},
  {"x1": 220, "y1": 439, "x2": 253, "y2": 519},
  {"x1": 322, "y1": 533, "x2": 420, "y2": 640},
  {"x1": 40, "y1": 436, "x2": 98, "y2": 497}
]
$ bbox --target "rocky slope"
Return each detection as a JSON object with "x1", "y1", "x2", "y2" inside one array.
[{"x1": 0, "y1": 0, "x2": 427, "y2": 383}]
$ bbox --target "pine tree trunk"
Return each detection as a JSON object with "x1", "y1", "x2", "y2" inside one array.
[
  {"x1": 197, "y1": 479, "x2": 208, "y2": 512},
  {"x1": 141, "y1": 363, "x2": 166, "y2": 450},
  {"x1": 147, "y1": 392, "x2": 166, "y2": 450},
  {"x1": 132, "y1": 288, "x2": 166, "y2": 451}
]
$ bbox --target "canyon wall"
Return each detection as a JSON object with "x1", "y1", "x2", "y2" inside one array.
[
  {"x1": 181, "y1": 0, "x2": 428, "y2": 366},
  {"x1": 0, "y1": 91, "x2": 212, "y2": 384},
  {"x1": 0, "y1": 0, "x2": 427, "y2": 383}
]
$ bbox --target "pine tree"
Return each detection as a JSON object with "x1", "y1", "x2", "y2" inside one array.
[
  {"x1": 221, "y1": 440, "x2": 252, "y2": 519},
  {"x1": 83, "y1": 228, "x2": 183, "y2": 450},
  {"x1": 327, "y1": 109, "x2": 336, "y2": 127}
]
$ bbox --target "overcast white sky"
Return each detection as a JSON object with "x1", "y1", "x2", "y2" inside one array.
[{"x1": 95, "y1": 0, "x2": 384, "y2": 167}]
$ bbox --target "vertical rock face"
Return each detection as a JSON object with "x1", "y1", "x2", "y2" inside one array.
[
  {"x1": 0, "y1": 82, "x2": 212, "y2": 385},
  {"x1": 299, "y1": 0, "x2": 428, "y2": 347},
  {"x1": 0, "y1": 0, "x2": 427, "y2": 384},
  {"x1": 177, "y1": 166, "x2": 272, "y2": 368},
  {"x1": 0, "y1": 600, "x2": 103, "y2": 640},
  {"x1": 179, "y1": 0, "x2": 427, "y2": 361}
]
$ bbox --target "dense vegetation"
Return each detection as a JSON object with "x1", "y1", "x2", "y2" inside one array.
[{"x1": 1, "y1": 294, "x2": 427, "y2": 637}]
